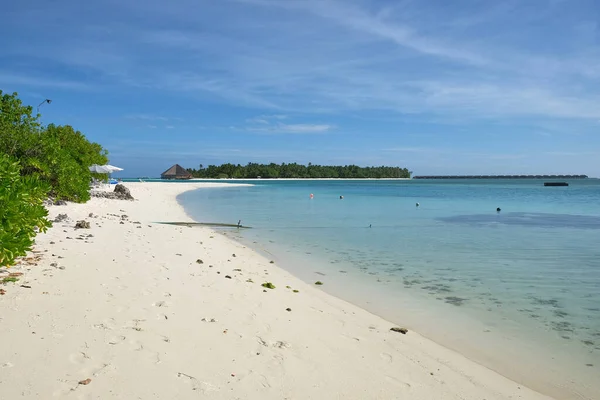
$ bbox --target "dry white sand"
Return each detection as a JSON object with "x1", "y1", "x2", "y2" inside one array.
[{"x1": 0, "y1": 182, "x2": 552, "y2": 399}]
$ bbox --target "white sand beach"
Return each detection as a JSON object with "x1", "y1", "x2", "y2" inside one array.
[{"x1": 0, "y1": 182, "x2": 552, "y2": 399}]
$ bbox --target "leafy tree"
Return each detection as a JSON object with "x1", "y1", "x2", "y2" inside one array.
[
  {"x1": 0, "y1": 91, "x2": 108, "y2": 202},
  {"x1": 188, "y1": 162, "x2": 411, "y2": 179},
  {"x1": 0, "y1": 155, "x2": 51, "y2": 267},
  {"x1": 1, "y1": 90, "x2": 108, "y2": 266}
]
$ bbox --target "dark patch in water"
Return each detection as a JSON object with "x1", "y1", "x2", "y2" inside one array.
[
  {"x1": 551, "y1": 321, "x2": 574, "y2": 332},
  {"x1": 531, "y1": 297, "x2": 561, "y2": 308},
  {"x1": 339, "y1": 270, "x2": 347, "y2": 274},
  {"x1": 561, "y1": 335, "x2": 571, "y2": 340},
  {"x1": 445, "y1": 296, "x2": 467, "y2": 306},
  {"x1": 582, "y1": 340, "x2": 594, "y2": 346},
  {"x1": 439, "y1": 212, "x2": 600, "y2": 229},
  {"x1": 530, "y1": 314, "x2": 540, "y2": 318},
  {"x1": 422, "y1": 284, "x2": 452, "y2": 293},
  {"x1": 315, "y1": 272, "x2": 325, "y2": 276},
  {"x1": 586, "y1": 363, "x2": 593, "y2": 367},
  {"x1": 553, "y1": 310, "x2": 568, "y2": 318}
]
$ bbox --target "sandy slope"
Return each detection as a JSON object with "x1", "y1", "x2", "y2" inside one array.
[{"x1": 0, "y1": 182, "x2": 551, "y2": 399}]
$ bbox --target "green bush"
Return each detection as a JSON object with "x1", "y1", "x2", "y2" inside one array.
[
  {"x1": 0, "y1": 90, "x2": 108, "y2": 202},
  {"x1": 0, "y1": 155, "x2": 52, "y2": 267}
]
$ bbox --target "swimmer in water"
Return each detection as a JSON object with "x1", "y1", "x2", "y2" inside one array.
[
  {"x1": 237, "y1": 219, "x2": 242, "y2": 228},
  {"x1": 416, "y1": 202, "x2": 420, "y2": 207},
  {"x1": 340, "y1": 195, "x2": 344, "y2": 199},
  {"x1": 496, "y1": 207, "x2": 501, "y2": 213}
]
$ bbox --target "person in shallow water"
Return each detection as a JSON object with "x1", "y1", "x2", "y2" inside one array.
[
  {"x1": 340, "y1": 195, "x2": 344, "y2": 199},
  {"x1": 496, "y1": 207, "x2": 501, "y2": 213},
  {"x1": 416, "y1": 202, "x2": 420, "y2": 207}
]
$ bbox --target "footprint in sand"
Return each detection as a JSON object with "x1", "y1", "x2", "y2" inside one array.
[
  {"x1": 380, "y1": 352, "x2": 393, "y2": 363},
  {"x1": 108, "y1": 335, "x2": 126, "y2": 345},
  {"x1": 68, "y1": 351, "x2": 91, "y2": 365}
]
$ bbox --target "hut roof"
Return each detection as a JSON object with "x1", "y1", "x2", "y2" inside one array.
[{"x1": 161, "y1": 164, "x2": 192, "y2": 179}]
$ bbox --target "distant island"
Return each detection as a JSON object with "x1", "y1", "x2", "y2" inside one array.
[
  {"x1": 187, "y1": 163, "x2": 411, "y2": 179},
  {"x1": 413, "y1": 175, "x2": 588, "y2": 179}
]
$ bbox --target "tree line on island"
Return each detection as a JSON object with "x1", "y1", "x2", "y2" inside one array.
[
  {"x1": 1, "y1": 91, "x2": 108, "y2": 267},
  {"x1": 187, "y1": 163, "x2": 411, "y2": 179}
]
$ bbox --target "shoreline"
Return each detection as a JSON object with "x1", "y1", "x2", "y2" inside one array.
[
  {"x1": 1, "y1": 182, "x2": 552, "y2": 399},
  {"x1": 177, "y1": 183, "x2": 600, "y2": 400}
]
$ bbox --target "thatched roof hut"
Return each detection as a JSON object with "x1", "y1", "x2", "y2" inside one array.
[{"x1": 161, "y1": 164, "x2": 192, "y2": 180}]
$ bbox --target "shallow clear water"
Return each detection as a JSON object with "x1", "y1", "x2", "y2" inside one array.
[{"x1": 178, "y1": 179, "x2": 600, "y2": 398}]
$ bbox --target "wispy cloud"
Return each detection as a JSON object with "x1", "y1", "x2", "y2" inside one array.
[
  {"x1": 5, "y1": 0, "x2": 598, "y2": 122},
  {"x1": 242, "y1": 114, "x2": 333, "y2": 134},
  {"x1": 0, "y1": 72, "x2": 91, "y2": 90},
  {"x1": 248, "y1": 123, "x2": 333, "y2": 134},
  {"x1": 126, "y1": 114, "x2": 169, "y2": 121}
]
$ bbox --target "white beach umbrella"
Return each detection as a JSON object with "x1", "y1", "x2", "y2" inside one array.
[
  {"x1": 103, "y1": 165, "x2": 124, "y2": 173},
  {"x1": 89, "y1": 164, "x2": 111, "y2": 173}
]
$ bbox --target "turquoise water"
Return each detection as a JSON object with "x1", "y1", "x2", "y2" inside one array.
[{"x1": 178, "y1": 179, "x2": 600, "y2": 398}]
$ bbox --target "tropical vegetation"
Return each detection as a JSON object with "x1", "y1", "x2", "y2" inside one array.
[
  {"x1": 1, "y1": 90, "x2": 108, "y2": 267},
  {"x1": 188, "y1": 163, "x2": 411, "y2": 179}
]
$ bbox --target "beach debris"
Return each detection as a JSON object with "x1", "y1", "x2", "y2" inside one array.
[
  {"x1": 88, "y1": 213, "x2": 95, "y2": 218},
  {"x1": 286, "y1": 308, "x2": 292, "y2": 312},
  {"x1": 314, "y1": 281, "x2": 323, "y2": 285},
  {"x1": 8, "y1": 272, "x2": 23, "y2": 277},
  {"x1": 78, "y1": 378, "x2": 92, "y2": 385},
  {"x1": 246, "y1": 279, "x2": 254, "y2": 283},
  {"x1": 0, "y1": 289, "x2": 5, "y2": 295},
  {"x1": 2, "y1": 276, "x2": 19, "y2": 284},
  {"x1": 74, "y1": 220, "x2": 91, "y2": 229},
  {"x1": 261, "y1": 282, "x2": 276, "y2": 289},
  {"x1": 225, "y1": 275, "x2": 232, "y2": 279},
  {"x1": 233, "y1": 268, "x2": 242, "y2": 272},
  {"x1": 201, "y1": 318, "x2": 217, "y2": 322},
  {"x1": 50, "y1": 241, "x2": 55, "y2": 244},
  {"x1": 293, "y1": 290, "x2": 299, "y2": 293},
  {"x1": 232, "y1": 253, "x2": 236, "y2": 257},
  {"x1": 196, "y1": 259, "x2": 204, "y2": 264},
  {"x1": 269, "y1": 261, "x2": 274, "y2": 264},
  {"x1": 54, "y1": 199, "x2": 67, "y2": 206},
  {"x1": 263, "y1": 290, "x2": 267, "y2": 292},
  {"x1": 390, "y1": 327, "x2": 408, "y2": 334},
  {"x1": 54, "y1": 213, "x2": 69, "y2": 223},
  {"x1": 286, "y1": 285, "x2": 291, "y2": 289},
  {"x1": 20, "y1": 285, "x2": 31, "y2": 289}
]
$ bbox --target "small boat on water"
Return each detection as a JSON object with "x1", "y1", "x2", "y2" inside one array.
[{"x1": 544, "y1": 182, "x2": 568, "y2": 187}]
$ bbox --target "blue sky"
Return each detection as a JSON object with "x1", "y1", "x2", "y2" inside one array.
[{"x1": 1, "y1": 0, "x2": 599, "y2": 177}]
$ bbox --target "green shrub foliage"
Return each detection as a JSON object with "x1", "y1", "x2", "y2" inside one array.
[
  {"x1": 0, "y1": 155, "x2": 52, "y2": 267},
  {"x1": 1, "y1": 90, "x2": 107, "y2": 266},
  {"x1": 1, "y1": 90, "x2": 108, "y2": 202},
  {"x1": 188, "y1": 162, "x2": 411, "y2": 179}
]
